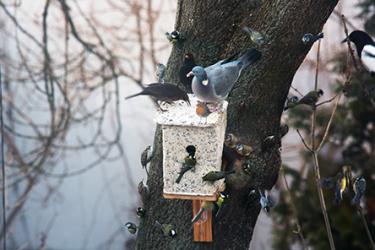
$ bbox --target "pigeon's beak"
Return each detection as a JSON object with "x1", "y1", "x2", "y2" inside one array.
[
  {"x1": 186, "y1": 71, "x2": 193, "y2": 78},
  {"x1": 341, "y1": 37, "x2": 348, "y2": 43}
]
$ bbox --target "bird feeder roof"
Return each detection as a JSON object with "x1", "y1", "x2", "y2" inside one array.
[{"x1": 155, "y1": 95, "x2": 228, "y2": 127}]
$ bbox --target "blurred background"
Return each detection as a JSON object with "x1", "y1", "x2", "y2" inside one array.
[{"x1": 0, "y1": 0, "x2": 374, "y2": 249}]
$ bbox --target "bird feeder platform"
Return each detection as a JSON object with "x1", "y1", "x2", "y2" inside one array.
[{"x1": 155, "y1": 95, "x2": 228, "y2": 201}]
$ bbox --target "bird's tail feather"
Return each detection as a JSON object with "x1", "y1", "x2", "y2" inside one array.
[
  {"x1": 124, "y1": 92, "x2": 142, "y2": 100},
  {"x1": 239, "y1": 48, "x2": 262, "y2": 68},
  {"x1": 191, "y1": 208, "x2": 205, "y2": 223}
]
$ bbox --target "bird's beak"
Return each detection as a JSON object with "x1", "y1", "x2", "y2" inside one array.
[
  {"x1": 186, "y1": 99, "x2": 191, "y2": 106},
  {"x1": 341, "y1": 37, "x2": 348, "y2": 43},
  {"x1": 186, "y1": 71, "x2": 193, "y2": 77}
]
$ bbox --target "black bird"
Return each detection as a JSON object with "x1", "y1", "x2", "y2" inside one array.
[
  {"x1": 342, "y1": 30, "x2": 375, "y2": 76},
  {"x1": 179, "y1": 53, "x2": 196, "y2": 93},
  {"x1": 125, "y1": 83, "x2": 190, "y2": 108}
]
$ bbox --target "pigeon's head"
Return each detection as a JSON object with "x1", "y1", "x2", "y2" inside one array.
[{"x1": 187, "y1": 66, "x2": 208, "y2": 84}]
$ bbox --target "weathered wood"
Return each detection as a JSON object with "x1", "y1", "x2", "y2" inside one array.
[{"x1": 136, "y1": 0, "x2": 339, "y2": 249}]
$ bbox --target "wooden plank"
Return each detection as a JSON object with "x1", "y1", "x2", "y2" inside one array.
[
  {"x1": 163, "y1": 193, "x2": 217, "y2": 201},
  {"x1": 192, "y1": 200, "x2": 213, "y2": 242}
]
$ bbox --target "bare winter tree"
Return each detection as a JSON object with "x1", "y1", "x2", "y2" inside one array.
[
  {"x1": 0, "y1": 0, "x2": 168, "y2": 248},
  {"x1": 136, "y1": 0, "x2": 340, "y2": 249}
]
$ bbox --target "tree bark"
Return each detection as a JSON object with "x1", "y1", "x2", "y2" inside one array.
[{"x1": 136, "y1": 0, "x2": 338, "y2": 249}]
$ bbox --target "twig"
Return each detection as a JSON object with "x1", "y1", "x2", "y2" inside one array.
[
  {"x1": 358, "y1": 206, "x2": 375, "y2": 250},
  {"x1": 280, "y1": 166, "x2": 307, "y2": 250},
  {"x1": 316, "y1": 94, "x2": 338, "y2": 107},
  {"x1": 341, "y1": 15, "x2": 359, "y2": 71},
  {"x1": 310, "y1": 40, "x2": 336, "y2": 250},
  {"x1": 0, "y1": 67, "x2": 6, "y2": 250},
  {"x1": 296, "y1": 129, "x2": 312, "y2": 152},
  {"x1": 317, "y1": 94, "x2": 342, "y2": 152},
  {"x1": 290, "y1": 85, "x2": 304, "y2": 97}
]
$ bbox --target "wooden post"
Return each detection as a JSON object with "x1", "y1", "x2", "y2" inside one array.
[{"x1": 192, "y1": 200, "x2": 213, "y2": 242}]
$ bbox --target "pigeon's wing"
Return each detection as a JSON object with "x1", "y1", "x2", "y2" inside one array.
[
  {"x1": 362, "y1": 44, "x2": 375, "y2": 73},
  {"x1": 208, "y1": 62, "x2": 241, "y2": 98},
  {"x1": 205, "y1": 53, "x2": 239, "y2": 73},
  {"x1": 204, "y1": 59, "x2": 227, "y2": 73}
]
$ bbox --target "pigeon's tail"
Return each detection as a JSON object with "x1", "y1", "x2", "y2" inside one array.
[{"x1": 239, "y1": 48, "x2": 262, "y2": 69}]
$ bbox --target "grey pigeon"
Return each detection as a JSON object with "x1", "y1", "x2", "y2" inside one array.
[{"x1": 188, "y1": 48, "x2": 261, "y2": 103}]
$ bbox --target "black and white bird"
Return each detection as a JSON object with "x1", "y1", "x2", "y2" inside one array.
[
  {"x1": 343, "y1": 30, "x2": 375, "y2": 76},
  {"x1": 187, "y1": 48, "x2": 261, "y2": 103}
]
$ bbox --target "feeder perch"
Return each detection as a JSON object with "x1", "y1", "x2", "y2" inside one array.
[
  {"x1": 155, "y1": 95, "x2": 228, "y2": 201},
  {"x1": 155, "y1": 95, "x2": 228, "y2": 242}
]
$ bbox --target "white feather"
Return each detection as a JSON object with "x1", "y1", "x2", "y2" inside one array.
[{"x1": 361, "y1": 44, "x2": 375, "y2": 74}]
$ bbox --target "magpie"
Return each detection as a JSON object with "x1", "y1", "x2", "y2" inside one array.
[{"x1": 343, "y1": 30, "x2": 375, "y2": 76}]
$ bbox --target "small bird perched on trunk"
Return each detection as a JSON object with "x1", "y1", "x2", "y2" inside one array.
[
  {"x1": 179, "y1": 53, "x2": 196, "y2": 93},
  {"x1": 342, "y1": 30, "x2": 375, "y2": 76},
  {"x1": 224, "y1": 133, "x2": 239, "y2": 148},
  {"x1": 156, "y1": 63, "x2": 166, "y2": 83},
  {"x1": 154, "y1": 221, "x2": 177, "y2": 237},
  {"x1": 302, "y1": 32, "x2": 324, "y2": 45},
  {"x1": 125, "y1": 83, "x2": 190, "y2": 110},
  {"x1": 202, "y1": 170, "x2": 235, "y2": 182},
  {"x1": 188, "y1": 48, "x2": 261, "y2": 104},
  {"x1": 284, "y1": 89, "x2": 324, "y2": 110},
  {"x1": 123, "y1": 222, "x2": 137, "y2": 234},
  {"x1": 136, "y1": 207, "x2": 146, "y2": 218},
  {"x1": 140, "y1": 145, "x2": 153, "y2": 176},
  {"x1": 165, "y1": 30, "x2": 183, "y2": 43},
  {"x1": 259, "y1": 189, "x2": 275, "y2": 212},
  {"x1": 243, "y1": 26, "x2": 265, "y2": 45}
]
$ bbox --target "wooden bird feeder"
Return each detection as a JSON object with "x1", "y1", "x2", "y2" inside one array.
[{"x1": 155, "y1": 95, "x2": 228, "y2": 242}]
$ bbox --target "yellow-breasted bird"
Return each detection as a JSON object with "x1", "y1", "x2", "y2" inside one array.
[{"x1": 335, "y1": 172, "x2": 348, "y2": 204}]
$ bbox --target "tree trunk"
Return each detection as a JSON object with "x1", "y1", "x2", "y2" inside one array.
[{"x1": 136, "y1": 0, "x2": 338, "y2": 249}]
